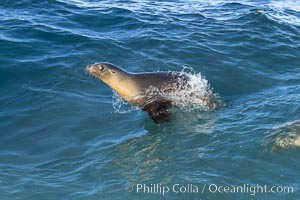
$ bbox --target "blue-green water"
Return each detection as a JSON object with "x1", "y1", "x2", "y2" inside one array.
[{"x1": 1, "y1": 0, "x2": 300, "y2": 199}]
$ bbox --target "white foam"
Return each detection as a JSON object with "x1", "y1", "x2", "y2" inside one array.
[
  {"x1": 151, "y1": 67, "x2": 223, "y2": 112},
  {"x1": 112, "y1": 92, "x2": 138, "y2": 114},
  {"x1": 55, "y1": 0, "x2": 102, "y2": 8}
]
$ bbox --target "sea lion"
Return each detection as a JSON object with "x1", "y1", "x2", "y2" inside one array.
[
  {"x1": 87, "y1": 62, "x2": 217, "y2": 123},
  {"x1": 263, "y1": 120, "x2": 300, "y2": 151},
  {"x1": 272, "y1": 120, "x2": 300, "y2": 150}
]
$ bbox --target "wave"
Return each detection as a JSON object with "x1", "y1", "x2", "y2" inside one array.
[{"x1": 269, "y1": 0, "x2": 300, "y2": 12}]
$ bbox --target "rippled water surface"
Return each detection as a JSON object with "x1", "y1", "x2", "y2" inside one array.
[{"x1": 1, "y1": 0, "x2": 300, "y2": 199}]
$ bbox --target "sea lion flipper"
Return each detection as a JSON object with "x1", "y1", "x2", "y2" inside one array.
[{"x1": 142, "y1": 99, "x2": 173, "y2": 124}]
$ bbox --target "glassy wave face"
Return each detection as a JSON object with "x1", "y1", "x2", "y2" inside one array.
[{"x1": 0, "y1": 0, "x2": 299, "y2": 199}]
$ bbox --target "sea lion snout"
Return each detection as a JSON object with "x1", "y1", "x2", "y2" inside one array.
[
  {"x1": 87, "y1": 63, "x2": 105, "y2": 76},
  {"x1": 87, "y1": 63, "x2": 104, "y2": 71}
]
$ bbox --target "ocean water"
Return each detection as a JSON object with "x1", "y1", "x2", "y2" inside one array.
[{"x1": 0, "y1": 0, "x2": 300, "y2": 199}]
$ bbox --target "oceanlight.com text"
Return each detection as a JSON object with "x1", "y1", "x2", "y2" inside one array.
[{"x1": 125, "y1": 183, "x2": 294, "y2": 196}]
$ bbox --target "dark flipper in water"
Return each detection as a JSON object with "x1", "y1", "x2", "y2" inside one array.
[{"x1": 142, "y1": 99, "x2": 173, "y2": 124}]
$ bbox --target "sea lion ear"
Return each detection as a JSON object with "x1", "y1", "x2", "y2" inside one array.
[
  {"x1": 142, "y1": 99, "x2": 173, "y2": 124},
  {"x1": 110, "y1": 70, "x2": 116, "y2": 74}
]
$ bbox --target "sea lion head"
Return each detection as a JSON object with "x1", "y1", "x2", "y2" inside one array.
[
  {"x1": 87, "y1": 62, "x2": 126, "y2": 79},
  {"x1": 87, "y1": 62, "x2": 130, "y2": 84},
  {"x1": 87, "y1": 62, "x2": 135, "y2": 98}
]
